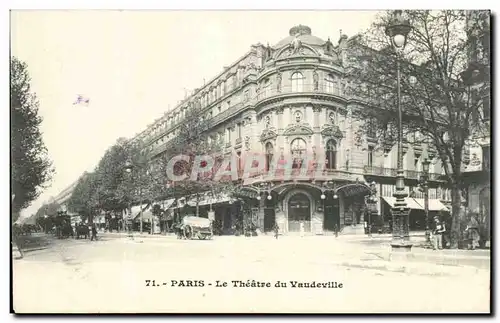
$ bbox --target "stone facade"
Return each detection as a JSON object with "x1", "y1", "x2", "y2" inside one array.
[{"x1": 131, "y1": 25, "x2": 454, "y2": 234}]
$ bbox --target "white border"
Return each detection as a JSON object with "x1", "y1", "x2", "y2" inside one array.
[{"x1": 2, "y1": 1, "x2": 497, "y2": 322}]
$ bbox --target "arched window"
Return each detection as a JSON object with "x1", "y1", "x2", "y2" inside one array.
[
  {"x1": 325, "y1": 74, "x2": 335, "y2": 93},
  {"x1": 291, "y1": 72, "x2": 304, "y2": 92},
  {"x1": 290, "y1": 138, "x2": 307, "y2": 169},
  {"x1": 326, "y1": 140, "x2": 337, "y2": 170},
  {"x1": 265, "y1": 142, "x2": 274, "y2": 171}
]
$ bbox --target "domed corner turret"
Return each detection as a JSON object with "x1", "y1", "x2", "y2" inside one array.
[
  {"x1": 289, "y1": 25, "x2": 312, "y2": 36},
  {"x1": 274, "y1": 25, "x2": 327, "y2": 49}
]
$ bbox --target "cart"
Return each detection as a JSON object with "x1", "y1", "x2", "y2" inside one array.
[{"x1": 181, "y1": 216, "x2": 213, "y2": 240}]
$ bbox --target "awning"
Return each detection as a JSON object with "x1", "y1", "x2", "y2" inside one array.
[
  {"x1": 187, "y1": 193, "x2": 235, "y2": 207},
  {"x1": 154, "y1": 199, "x2": 175, "y2": 209},
  {"x1": 382, "y1": 197, "x2": 448, "y2": 212},
  {"x1": 413, "y1": 198, "x2": 449, "y2": 212},
  {"x1": 382, "y1": 196, "x2": 423, "y2": 210},
  {"x1": 131, "y1": 204, "x2": 152, "y2": 221}
]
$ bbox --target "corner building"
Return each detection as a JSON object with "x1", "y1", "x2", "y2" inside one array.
[{"x1": 135, "y1": 25, "x2": 452, "y2": 235}]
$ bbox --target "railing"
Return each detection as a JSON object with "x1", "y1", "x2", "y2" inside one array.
[
  {"x1": 209, "y1": 102, "x2": 245, "y2": 127},
  {"x1": 363, "y1": 166, "x2": 444, "y2": 181},
  {"x1": 256, "y1": 83, "x2": 342, "y2": 102},
  {"x1": 242, "y1": 167, "x2": 354, "y2": 182}
]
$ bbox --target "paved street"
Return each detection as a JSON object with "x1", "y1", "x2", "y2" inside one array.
[{"x1": 13, "y1": 233, "x2": 490, "y2": 313}]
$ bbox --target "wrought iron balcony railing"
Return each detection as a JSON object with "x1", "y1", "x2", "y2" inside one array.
[
  {"x1": 363, "y1": 166, "x2": 444, "y2": 181},
  {"x1": 256, "y1": 83, "x2": 342, "y2": 102}
]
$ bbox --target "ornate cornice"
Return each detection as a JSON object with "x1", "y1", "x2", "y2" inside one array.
[
  {"x1": 283, "y1": 123, "x2": 314, "y2": 136},
  {"x1": 260, "y1": 127, "x2": 278, "y2": 142},
  {"x1": 320, "y1": 124, "x2": 343, "y2": 140}
]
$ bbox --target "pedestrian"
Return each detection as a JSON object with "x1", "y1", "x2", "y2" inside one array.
[
  {"x1": 431, "y1": 216, "x2": 445, "y2": 250},
  {"x1": 273, "y1": 222, "x2": 279, "y2": 239},
  {"x1": 465, "y1": 213, "x2": 480, "y2": 250},
  {"x1": 333, "y1": 223, "x2": 338, "y2": 238},
  {"x1": 90, "y1": 223, "x2": 98, "y2": 241},
  {"x1": 299, "y1": 221, "x2": 305, "y2": 238}
]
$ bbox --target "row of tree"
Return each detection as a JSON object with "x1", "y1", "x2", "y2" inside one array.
[{"x1": 64, "y1": 101, "x2": 236, "y2": 229}]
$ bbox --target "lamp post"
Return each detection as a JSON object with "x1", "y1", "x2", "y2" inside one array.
[
  {"x1": 366, "y1": 181, "x2": 378, "y2": 237},
  {"x1": 124, "y1": 160, "x2": 135, "y2": 238},
  {"x1": 421, "y1": 158, "x2": 431, "y2": 243},
  {"x1": 385, "y1": 10, "x2": 413, "y2": 254}
]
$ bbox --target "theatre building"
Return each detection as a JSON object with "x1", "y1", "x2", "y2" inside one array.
[{"x1": 130, "y1": 25, "x2": 453, "y2": 235}]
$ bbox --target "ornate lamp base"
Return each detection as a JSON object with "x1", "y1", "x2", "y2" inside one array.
[{"x1": 390, "y1": 204, "x2": 412, "y2": 261}]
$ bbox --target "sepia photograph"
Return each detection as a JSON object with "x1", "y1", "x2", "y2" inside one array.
[{"x1": 10, "y1": 8, "x2": 491, "y2": 314}]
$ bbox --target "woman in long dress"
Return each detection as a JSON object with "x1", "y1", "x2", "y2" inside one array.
[{"x1": 299, "y1": 221, "x2": 305, "y2": 238}]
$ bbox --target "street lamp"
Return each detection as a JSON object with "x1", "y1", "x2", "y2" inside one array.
[
  {"x1": 385, "y1": 10, "x2": 413, "y2": 254},
  {"x1": 420, "y1": 158, "x2": 431, "y2": 244},
  {"x1": 124, "y1": 160, "x2": 135, "y2": 238},
  {"x1": 366, "y1": 181, "x2": 378, "y2": 237},
  {"x1": 44, "y1": 214, "x2": 49, "y2": 233}
]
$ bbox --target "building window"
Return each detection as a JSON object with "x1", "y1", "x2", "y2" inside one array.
[
  {"x1": 326, "y1": 140, "x2": 337, "y2": 170},
  {"x1": 367, "y1": 145, "x2": 374, "y2": 167},
  {"x1": 265, "y1": 142, "x2": 274, "y2": 171},
  {"x1": 325, "y1": 74, "x2": 335, "y2": 93},
  {"x1": 236, "y1": 151, "x2": 242, "y2": 173},
  {"x1": 367, "y1": 119, "x2": 377, "y2": 139},
  {"x1": 291, "y1": 72, "x2": 304, "y2": 92},
  {"x1": 290, "y1": 138, "x2": 307, "y2": 168},
  {"x1": 226, "y1": 128, "x2": 231, "y2": 143},
  {"x1": 237, "y1": 123, "x2": 242, "y2": 139}
]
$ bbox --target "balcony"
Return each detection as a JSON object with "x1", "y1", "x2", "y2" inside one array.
[
  {"x1": 256, "y1": 83, "x2": 342, "y2": 104},
  {"x1": 363, "y1": 166, "x2": 444, "y2": 181},
  {"x1": 209, "y1": 102, "x2": 245, "y2": 127}
]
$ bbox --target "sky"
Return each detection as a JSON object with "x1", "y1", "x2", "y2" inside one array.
[{"x1": 11, "y1": 10, "x2": 380, "y2": 218}]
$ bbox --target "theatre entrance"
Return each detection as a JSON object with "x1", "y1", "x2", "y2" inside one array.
[{"x1": 288, "y1": 193, "x2": 311, "y2": 232}]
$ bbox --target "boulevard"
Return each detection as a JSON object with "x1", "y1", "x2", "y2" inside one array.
[{"x1": 13, "y1": 233, "x2": 490, "y2": 313}]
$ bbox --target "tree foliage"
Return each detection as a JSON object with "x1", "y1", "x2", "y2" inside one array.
[
  {"x1": 157, "y1": 104, "x2": 235, "y2": 211},
  {"x1": 67, "y1": 172, "x2": 100, "y2": 222},
  {"x1": 11, "y1": 57, "x2": 54, "y2": 219},
  {"x1": 346, "y1": 10, "x2": 490, "y2": 247}
]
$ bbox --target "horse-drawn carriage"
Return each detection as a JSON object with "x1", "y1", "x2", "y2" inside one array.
[{"x1": 176, "y1": 216, "x2": 213, "y2": 240}]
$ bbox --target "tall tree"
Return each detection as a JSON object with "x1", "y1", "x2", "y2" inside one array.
[
  {"x1": 67, "y1": 172, "x2": 100, "y2": 223},
  {"x1": 11, "y1": 57, "x2": 54, "y2": 221},
  {"x1": 346, "y1": 10, "x2": 490, "y2": 248},
  {"x1": 93, "y1": 138, "x2": 134, "y2": 213},
  {"x1": 160, "y1": 104, "x2": 234, "y2": 217}
]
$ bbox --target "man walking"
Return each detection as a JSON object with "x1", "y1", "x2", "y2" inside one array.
[
  {"x1": 90, "y1": 223, "x2": 98, "y2": 241},
  {"x1": 432, "y1": 216, "x2": 446, "y2": 250},
  {"x1": 273, "y1": 222, "x2": 279, "y2": 239}
]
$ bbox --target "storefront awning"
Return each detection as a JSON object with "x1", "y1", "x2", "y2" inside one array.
[
  {"x1": 382, "y1": 197, "x2": 423, "y2": 210},
  {"x1": 382, "y1": 197, "x2": 449, "y2": 212},
  {"x1": 413, "y1": 198, "x2": 449, "y2": 212},
  {"x1": 131, "y1": 204, "x2": 152, "y2": 221},
  {"x1": 187, "y1": 193, "x2": 235, "y2": 207}
]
